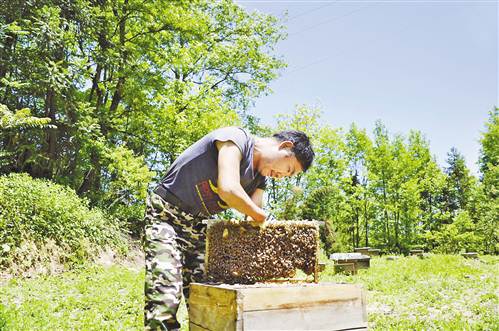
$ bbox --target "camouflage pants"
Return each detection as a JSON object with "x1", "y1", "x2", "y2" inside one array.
[{"x1": 144, "y1": 192, "x2": 207, "y2": 330}]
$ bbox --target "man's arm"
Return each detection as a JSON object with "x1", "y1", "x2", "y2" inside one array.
[
  {"x1": 250, "y1": 188, "x2": 264, "y2": 208},
  {"x1": 216, "y1": 141, "x2": 267, "y2": 222},
  {"x1": 245, "y1": 188, "x2": 265, "y2": 221}
]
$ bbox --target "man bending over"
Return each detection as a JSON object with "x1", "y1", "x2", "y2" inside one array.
[{"x1": 144, "y1": 126, "x2": 314, "y2": 330}]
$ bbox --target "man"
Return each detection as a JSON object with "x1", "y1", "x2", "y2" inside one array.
[{"x1": 144, "y1": 126, "x2": 314, "y2": 330}]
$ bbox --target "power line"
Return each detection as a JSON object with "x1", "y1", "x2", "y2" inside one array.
[
  {"x1": 288, "y1": 4, "x2": 373, "y2": 37},
  {"x1": 286, "y1": 1, "x2": 340, "y2": 21},
  {"x1": 285, "y1": 7, "x2": 445, "y2": 75}
]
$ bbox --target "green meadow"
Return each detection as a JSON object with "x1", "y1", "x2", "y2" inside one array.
[{"x1": 1, "y1": 255, "x2": 497, "y2": 331}]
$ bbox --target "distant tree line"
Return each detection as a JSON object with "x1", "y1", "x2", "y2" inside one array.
[{"x1": 272, "y1": 107, "x2": 498, "y2": 255}]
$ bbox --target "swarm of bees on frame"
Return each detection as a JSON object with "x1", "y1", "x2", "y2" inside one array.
[{"x1": 205, "y1": 220, "x2": 319, "y2": 284}]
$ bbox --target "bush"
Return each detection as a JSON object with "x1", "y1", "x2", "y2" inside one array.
[
  {"x1": 109, "y1": 203, "x2": 146, "y2": 239},
  {"x1": 0, "y1": 173, "x2": 127, "y2": 273},
  {"x1": 425, "y1": 211, "x2": 483, "y2": 254}
]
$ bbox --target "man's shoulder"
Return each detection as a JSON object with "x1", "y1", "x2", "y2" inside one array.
[
  {"x1": 209, "y1": 127, "x2": 255, "y2": 166},
  {"x1": 211, "y1": 126, "x2": 249, "y2": 137},
  {"x1": 210, "y1": 126, "x2": 252, "y2": 146}
]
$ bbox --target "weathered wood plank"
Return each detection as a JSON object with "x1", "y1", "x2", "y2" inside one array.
[
  {"x1": 410, "y1": 249, "x2": 423, "y2": 256},
  {"x1": 239, "y1": 283, "x2": 364, "y2": 311},
  {"x1": 367, "y1": 248, "x2": 381, "y2": 256},
  {"x1": 330, "y1": 253, "x2": 371, "y2": 270},
  {"x1": 189, "y1": 322, "x2": 210, "y2": 331},
  {"x1": 189, "y1": 283, "x2": 367, "y2": 331},
  {"x1": 243, "y1": 303, "x2": 367, "y2": 330},
  {"x1": 354, "y1": 247, "x2": 370, "y2": 255},
  {"x1": 188, "y1": 284, "x2": 240, "y2": 331},
  {"x1": 461, "y1": 252, "x2": 478, "y2": 259}
]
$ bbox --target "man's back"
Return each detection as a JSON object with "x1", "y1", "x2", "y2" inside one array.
[{"x1": 156, "y1": 126, "x2": 265, "y2": 216}]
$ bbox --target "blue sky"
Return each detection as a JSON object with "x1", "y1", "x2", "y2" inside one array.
[{"x1": 236, "y1": 0, "x2": 498, "y2": 175}]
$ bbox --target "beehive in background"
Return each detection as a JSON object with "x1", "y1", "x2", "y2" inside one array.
[{"x1": 205, "y1": 220, "x2": 319, "y2": 284}]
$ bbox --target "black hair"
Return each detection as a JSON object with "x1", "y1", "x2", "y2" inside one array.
[{"x1": 272, "y1": 130, "x2": 315, "y2": 172}]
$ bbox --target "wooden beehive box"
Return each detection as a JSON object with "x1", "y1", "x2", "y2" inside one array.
[
  {"x1": 354, "y1": 247, "x2": 370, "y2": 255},
  {"x1": 330, "y1": 253, "x2": 371, "y2": 270},
  {"x1": 189, "y1": 282, "x2": 367, "y2": 331},
  {"x1": 461, "y1": 252, "x2": 478, "y2": 259},
  {"x1": 409, "y1": 249, "x2": 424, "y2": 257}
]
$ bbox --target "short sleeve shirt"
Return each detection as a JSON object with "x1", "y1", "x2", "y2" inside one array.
[{"x1": 157, "y1": 127, "x2": 266, "y2": 216}]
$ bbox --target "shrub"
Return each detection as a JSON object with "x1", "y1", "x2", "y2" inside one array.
[
  {"x1": 0, "y1": 173, "x2": 127, "y2": 273},
  {"x1": 426, "y1": 211, "x2": 483, "y2": 254},
  {"x1": 109, "y1": 203, "x2": 146, "y2": 239}
]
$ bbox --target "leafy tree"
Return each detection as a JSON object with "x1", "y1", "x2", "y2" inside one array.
[
  {"x1": 367, "y1": 121, "x2": 395, "y2": 250},
  {"x1": 0, "y1": 104, "x2": 53, "y2": 130},
  {"x1": 0, "y1": 103, "x2": 54, "y2": 170},
  {"x1": 475, "y1": 108, "x2": 499, "y2": 253},
  {"x1": 442, "y1": 147, "x2": 476, "y2": 218},
  {"x1": 428, "y1": 211, "x2": 481, "y2": 254},
  {"x1": 479, "y1": 108, "x2": 499, "y2": 180},
  {"x1": 343, "y1": 124, "x2": 372, "y2": 248},
  {"x1": 271, "y1": 104, "x2": 328, "y2": 215},
  {"x1": 0, "y1": 1, "x2": 286, "y2": 224},
  {"x1": 302, "y1": 185, "x2": 349, "y2": 253}
]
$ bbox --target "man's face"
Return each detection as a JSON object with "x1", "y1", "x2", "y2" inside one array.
[{"x1": 258, "y1": 141, "x2": 303, "y2": 179}]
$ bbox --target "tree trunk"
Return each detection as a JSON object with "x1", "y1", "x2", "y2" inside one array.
[
  {"x1": 382, "y1": 175, "x2": 389, "y2": 249},
  {"x1": 34, "y1": 88, "x2": 58, "y2": 179},
  {"x1": 77, "y1": 148, "x2": 100, "y2": 197},
  {"x1": 109, "y1": 0, "x2": 128, "y2": 115},
  {"x1": 0, "y1": 33, "x2": 16, "y2": 80},
  {"x1": 355, "y1": 210, "x2": 359, "y2": 248},
  {"x1": 395, "y1": 210, "x2": 400, "y2": 253},
  {"x1": 88, "y1": 64, "x2": 102, "y2": 103},
  {"x1": 364, "y1": 196, "x2": 369, "y2": 247},
  {"x1": 109, "y1": 76, "x2": 125, "y2": 114}
]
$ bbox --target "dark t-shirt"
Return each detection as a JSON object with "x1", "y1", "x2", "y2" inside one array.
[{"x1": 157, "y1": 127, "x2": 266, "y2": 216}]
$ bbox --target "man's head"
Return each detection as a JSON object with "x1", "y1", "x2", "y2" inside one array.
[{"x1": 255, "y1": 130, "x2": 314, "y2": 179}]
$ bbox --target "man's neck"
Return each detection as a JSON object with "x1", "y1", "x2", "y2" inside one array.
[{"x1": 252, "y1": 137, "x2": 265, "y2": 171}]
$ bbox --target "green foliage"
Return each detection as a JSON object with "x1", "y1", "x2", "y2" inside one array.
[
  {"x1": 0, "y1": 0, "x2": 285, "y2": 223},
  {"x1": 474, "y1": 108, "x2": 499, "y2": 253},
  {"x1": 479, "y1": 108, "x2": 499, "y2": 178},
  {"x1": 0, "y1": 173, "x2": 127, "y2": 272},
  {"x1": 302, "y1": 185, "x2": 350, "y2": 252},
  {"x1": 442, "y1": 147, "x2": 476, "y2": 217},
  {"x1": 109, "y1": 203, "x2": 147, "y2": 239},
  {"x1": 473, "y1": 187, "x2": 499, "y2": 254},
  {"x1": 104, "y1": 146, "x2": 154, "y2": 203},
  {"x1": 0, "y1": 104, "x2": 53, "y2": 130},
  {"x1": 0, "y1": 103, "x2": 55, "y2": 169},
  {"x1": 268, "y1": 106, "x2": 494, "y2": 255},
  {"x1": 98, "y1": 145, "x2": 154, "y2": 238},
  {"x1": 425, "y1": 211, "x2": 482, "y2": 254}
]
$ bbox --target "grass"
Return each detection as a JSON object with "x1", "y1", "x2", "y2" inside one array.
[
  {"x1": 320, "y1": 254, "x2": 499, "y2": 330},
  {"x1": 0, "y1": 265, "x2": 144, "y2": 330},
  {"x1": 0, "y1": 255, "x2": 497, "y2": 330}
]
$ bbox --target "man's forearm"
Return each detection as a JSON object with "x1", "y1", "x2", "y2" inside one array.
[{"x1": 219, "y1": 185, "x2": 266, "y2": 222}]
